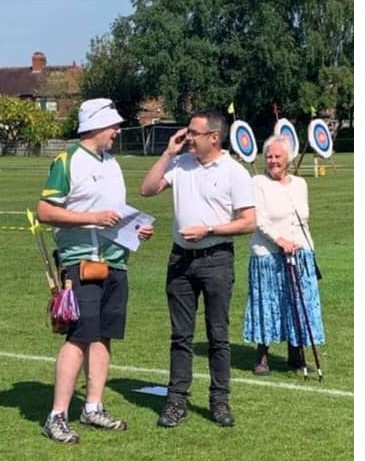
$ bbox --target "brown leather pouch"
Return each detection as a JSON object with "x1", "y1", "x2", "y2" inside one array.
[{"x1": 79, "y1": 260, "x2": 109, "y2": 281}]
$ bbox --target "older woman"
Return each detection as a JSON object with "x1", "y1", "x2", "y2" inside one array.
[{"x1": 243, "y1": 135, "x2": 325, "y2": 375}]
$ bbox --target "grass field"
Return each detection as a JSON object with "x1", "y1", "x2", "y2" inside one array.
[{"x1": 0, "y1": 152, "x2": 354, "y2": 461}]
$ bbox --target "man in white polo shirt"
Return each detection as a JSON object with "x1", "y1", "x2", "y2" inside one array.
[
  {"x1": 141, "y1": 109, "x2": 256, "y2": 428},
  {"x1": 37, "y1": 98, "x2": 154, "y2": 444}
]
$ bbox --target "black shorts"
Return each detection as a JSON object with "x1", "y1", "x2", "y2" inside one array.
[{"x1": 65, "y1": 265, "x2": 129, "y2": 343}]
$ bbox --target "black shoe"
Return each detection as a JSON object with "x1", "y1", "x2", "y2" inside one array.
[
  {"x1": 210, "y1": 402, "x2": 235, "y2": 427},
  {"x1": 157, "y1": 401, "x2": 187, "y2": 428},
  {"x1": 287, "y1": 359, "x2": 302, "y2": 369},
  {"x1": 253, "y1": 362, "x2": 270, "y2": 376},
  {"x1": 288, "y1": 362, "x2": 316, "y2": 376},
  {"x1": 287, "y1": 344, "x2": 302, "y2": 368}
]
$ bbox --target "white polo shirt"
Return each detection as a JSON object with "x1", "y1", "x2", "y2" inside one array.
[{"x1": 164, "y1": 151, "x2": 254, "y2": 249}]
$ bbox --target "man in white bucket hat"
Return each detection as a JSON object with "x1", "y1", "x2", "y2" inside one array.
[{"x1": 37, "y1": 98, "x2": 154, "y2": 444}]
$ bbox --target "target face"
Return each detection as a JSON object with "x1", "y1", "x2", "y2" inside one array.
[
  {"x1": 308, "y1": 119, "x2": 333, "y2": 158},
  {"x1": 229, "y1": 120, "x2": 257, "y2": 163},
  {"x1": 274, "y1": 118, "x2": 299, "y2": 159}
]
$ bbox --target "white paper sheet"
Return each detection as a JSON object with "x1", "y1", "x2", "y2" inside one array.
[
  {"x1": 100, "y1": 204, "x2": 155, "y2": 251},
  {"x1": 132, "y1": 386, "x2": 168, "y2": 396}
]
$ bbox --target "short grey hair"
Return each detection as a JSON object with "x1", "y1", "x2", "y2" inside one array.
[
  {"x1": 191, "y1": 109, "x2": 228, "y2": 143},
  {"x1": 262, "y1": 135, "x2": 295, "y2": 162}
]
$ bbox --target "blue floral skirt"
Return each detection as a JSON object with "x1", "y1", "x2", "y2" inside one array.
[{"x1": 243, "y1": 249, "x2": 325, "y2": 346}]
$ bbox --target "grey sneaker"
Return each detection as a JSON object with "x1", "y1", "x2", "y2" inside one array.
[
  {"x1": 157, "y1": 401, "x2": 187, "y2": 427},
  {"x1": 210, "y1": 402, "x2": 235, "y2": 427},
  {"x1": 42, "y1": 412, "x2": 80, "y2": 443},
  {"x1": 80, "y1": 403, "x2": 127, "y2": 431}
]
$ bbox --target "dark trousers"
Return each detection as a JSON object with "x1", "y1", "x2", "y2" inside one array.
[{"x1": 165, "y1": 244, "x2": 234, "y2": 405}]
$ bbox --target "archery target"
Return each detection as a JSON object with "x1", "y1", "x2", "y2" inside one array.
[
  {"x1": 308, "y1": 119, "x2": 333, "y2": 158},
  {"x1": 274, "y1": 118, "x2": 300, "y2": 159},
  {"x1": 229, "y1": 120, "x2": 257, "y2": 163}
]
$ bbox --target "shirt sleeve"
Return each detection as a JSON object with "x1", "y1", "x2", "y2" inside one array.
[
  {"x1": 40, "y1": 151, "x2": 71, "y2": 205},
  {"x1": 230, "y1": 162, "x2": 255, "y2": 210}
]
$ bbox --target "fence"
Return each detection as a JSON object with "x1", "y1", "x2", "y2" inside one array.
[
  {"x1": 0, "y1": 126, "x2": 354, "y2": 156},
  {"x1": 118, "y1": 124, "x2": 184, "y2": 155},
  {"x1": 0, "y1": 125, "x2": 184, "y2": 156},
  {"x1": 0, "y1": 139, "x2": 78, "y2": 157}
]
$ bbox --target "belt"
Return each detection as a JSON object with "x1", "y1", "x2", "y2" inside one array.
[{"x1": 172, "y1": 242, "x2": 233, "y2": 258}]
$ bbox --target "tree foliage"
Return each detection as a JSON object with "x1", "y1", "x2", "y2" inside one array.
[
  {"x1": 80, "y1": 17, "x2": 143, "y2": 125},
  {"x1": 81, "y1": 0, "x2": 353, "y2": 130},
  {"x1": 0, "y1": 95, "x2": 60, "y2": 145},
  {"x1": 59, "y1": 100, "x2": 81, "y2": 139}
]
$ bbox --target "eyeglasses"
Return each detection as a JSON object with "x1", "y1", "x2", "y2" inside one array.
[
  {"x1": 87, "y1": 101, "x2": 116, "y2": 119},
  {"x1": 186, "y1": 128, "x2": 216, "y2": 138}
]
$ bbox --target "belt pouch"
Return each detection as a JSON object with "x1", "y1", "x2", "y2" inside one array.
[{"x1": 79, "y1": 260, "x2": 109, "y2": 281}]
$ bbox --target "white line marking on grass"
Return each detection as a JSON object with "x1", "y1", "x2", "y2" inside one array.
[
  {"x1": 0, "y1": 351, "x2": 353, "y2": 398},
  {"x1": 0, "y1": 211, "x2": 25, "y2": 214},
  {"x1": 121, "y1": 365, "x2": 353, "y2": 398}
]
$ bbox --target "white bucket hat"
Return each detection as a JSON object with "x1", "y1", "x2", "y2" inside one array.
[{"x1": 77, "y1": 98, "x2": 124, "y2": 134}]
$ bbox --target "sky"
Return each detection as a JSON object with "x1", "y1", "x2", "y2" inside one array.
[{"x1": 0, "y1": 0, "x2": 134, "y2": 67}]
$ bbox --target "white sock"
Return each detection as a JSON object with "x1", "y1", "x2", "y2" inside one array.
[
  {"x1": 85, "y1": 402, "x2": 101, "y2": 413},
  {"x1": 51, "y1": 409, "x2": 66, "y2": 418}
]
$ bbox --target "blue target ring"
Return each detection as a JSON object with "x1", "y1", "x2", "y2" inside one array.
[
  {"x1": 279, "y1": 126, "x2": 295, "y2": 144},
  {"x1": 313, "y1": 125, "x2": 330, "y2": 150},
  {"x1": 230, "y1": 120, "x2": 257, "y2": 163},
  {"x1": 235, "y1": 126, "x2": 254, "y2": 157},
  {"x1": 308, "y1": 119, "x2": 333, "y2": 158}
]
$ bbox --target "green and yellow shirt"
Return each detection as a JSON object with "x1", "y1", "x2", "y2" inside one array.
[{"x1": 40, "y1": 143, "x2": 129, "y2": 269}]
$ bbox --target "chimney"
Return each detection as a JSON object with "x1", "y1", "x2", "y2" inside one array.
[{"x1": 32, "y1": 51, "x2": 47, "y2": 72}]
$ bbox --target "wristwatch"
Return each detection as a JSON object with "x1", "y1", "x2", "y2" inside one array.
[{"x1": 207, "y1": 226, "x2": 214, "y2": 235}]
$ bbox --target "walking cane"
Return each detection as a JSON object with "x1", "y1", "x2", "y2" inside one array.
[
  {"x1": 286, "y1": 255, "x2": 308, "y2": 380},
  {"x1": 287, "y1": 254, "x2": 323, "y2": 382}
]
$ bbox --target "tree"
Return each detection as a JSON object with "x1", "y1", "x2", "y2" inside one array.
[
  {"x1": 59, "y1": 100, "x2": 80, "y2": 139},
  {"x1": 80, "y1": 17, "x2": 143, "y2": 125},
  {"x1": 292, "y1": 0, "x2": 354, "y2": 122},
  {"x1": 0, "y1": 96, "x2": 33, "y2": 142},
  {"x1": 20, "y1": 109, "x2": 61, "y2": 145},
  {"x1": 82, "y1": 0, "x2": 353, "y2": 130},
  {"x1": 0, "y1": 95, "x2": 60, "y2": 153},
  {"x1": 128, "y1": 0, "x2": 249, "y2": 120}
]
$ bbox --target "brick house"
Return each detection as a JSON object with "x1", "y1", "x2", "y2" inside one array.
[
  {"x1": 0, "y1": 51, "x2": 82, "y2": 119},
  {"x1": 137, "y1": 96, "x2": 175, "y2": 126},
  {"x1": 0, "y1": 51, "x2": 174, "y2": 127}
]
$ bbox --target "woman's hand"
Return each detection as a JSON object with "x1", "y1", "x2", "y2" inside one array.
[{"x1": 276, "y1": 237, "x2": 299, "y2": 255}]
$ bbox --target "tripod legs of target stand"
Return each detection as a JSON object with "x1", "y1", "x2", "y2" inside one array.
[
  {"x1": 250, "y1": 160, "x2": 258, "y2": 175},
  {"x1": 294, "y1": 152, "x2": 337, "y2": 177},
  {"x1": 329, "y1": 153, "x2": 338, "y2": 174},
  {"x1": 314, "y1": 155, "x2": 319, "y2": 177}
]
